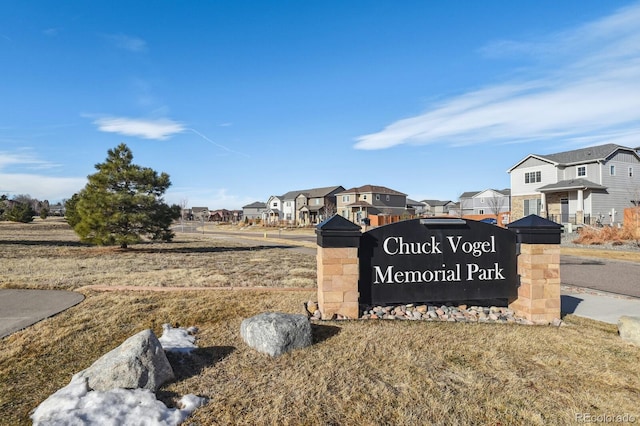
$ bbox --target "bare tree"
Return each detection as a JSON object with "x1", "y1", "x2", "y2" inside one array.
[
  {"x1": 179, "y1": 198, "x2": 188, "y2": 232},
  {"x1": 322, "y1": 199, "x2": 337, "y2": 221},
  {"x1": 487, "y1": 193, "x2": 507, "y2": 222}
]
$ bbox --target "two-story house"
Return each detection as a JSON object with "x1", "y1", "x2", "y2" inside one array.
[
  {"x1": 264, "y1": 195, "x2": 284, "y2": 224},
  {"x1": 242, "y1": 202, "x2": 266, "y2": 222},
  {"x1": 336, "y1": 185, "x2": 409, "y2": 224},
  {"x1": 295, "y1": 185, "x2": 344, "y2": 225},
  {"x1": 459, "y1": 189, "x2": 511, "y2": 217},
  {"x1": 508, "y1": 143, "x2": 640, "y2": 225}
]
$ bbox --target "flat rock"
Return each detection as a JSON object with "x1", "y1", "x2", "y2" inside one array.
[
  {"x1": 240, "y1": 312, "x2": 312, "y2": 357},
  {"x1": 74, "y1": 329, "x2": 174, "y2": 391}
]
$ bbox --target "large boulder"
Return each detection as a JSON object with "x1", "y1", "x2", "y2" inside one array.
[
  {"x1": 74, "y1": 329, "x2": 175, "y2": 391},
  {"x1": 240, "y1": 312, "x2": 312, "y2": 357},
  {"x1": 618, "y1": 315, "x2": 640, "y2": 347}
]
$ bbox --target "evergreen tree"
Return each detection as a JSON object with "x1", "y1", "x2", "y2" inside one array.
[
  {"x1": 64, "y1": 193, "x2": 82, "y2": 227},
  {"x1": 3, "y1": 201, "x2": 36, "y2": 223},
  {"x1": 72, "y1": 143, "x2": 181, "y2": 248}
]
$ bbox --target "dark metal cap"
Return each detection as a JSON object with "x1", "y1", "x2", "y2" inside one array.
[
  {"x1": 507, "y1": 214, "x2": 562, "y2": 244},
  {"x1": 316, "y1": 215, "x2": 361, "y2": 248}
]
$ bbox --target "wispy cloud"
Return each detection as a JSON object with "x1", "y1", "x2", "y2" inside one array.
[
  {"x1": 105, "y1": 33, "x2": 147, "y2": 52},
  {"x1": 0, "y1": 150, "x2": 58, "y2": 171},
  {"x1": 355, "y1": 2, "x2": 640, "y2": 150},
  {"x1": 0, "y1": 151, "x2": 85, "y2": 200},
  {"x1": 94, "y1": 117, "x2": 185, "y2": 140}
]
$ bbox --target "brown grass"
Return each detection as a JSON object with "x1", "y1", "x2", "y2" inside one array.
[
  {"x1": 572, "y1": 225, "x2": 640, "y2": 246},
  {"x1": 1, "y1": 219, "x2": 639, "y2": 425},
  {"x1": 0, "y1": 218, "x2": 316, "y2": 290}
]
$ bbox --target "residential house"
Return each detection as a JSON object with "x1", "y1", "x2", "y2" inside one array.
[
  {"x1": 459, "y1": 189, "x2": 511, "y2": 217},
  {"x1": 269, "y1": 186, "x2": 343, "y2": 226},
  {"x1": 508, "y1": 143, "x2": 640, "y2": 225},
  {"x1": 209, "y1": 209, "x2": 242, "y2": 223},
  {"x1": 420, "y1": 199, "x2": 456, "y2": 216},
  {"x1": 295, "y1": 185, "x2": 344, "y2": 225},
  {"x1": 336, "y1": 185, "x2": 410, "y2": 224},
  {"x1": 242, "y1": 202, "x2": 266, "y2": 222},
  {"x1": 49, "y1": 202, "x2": 66, "y2": 216},
  {"x1": 190, "y1": 207, "x2": 210, "y2": 221},
  {"x1": 406, "y1": 199, "x2": 427, "y2": 216},
  {"x1": 264, "y1": 195, "x2": 284, "y2": 224}
]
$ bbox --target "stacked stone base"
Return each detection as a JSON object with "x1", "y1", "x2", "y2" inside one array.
[{"x1": 317, "y1": 247, "x2": 359, "y2": 319}]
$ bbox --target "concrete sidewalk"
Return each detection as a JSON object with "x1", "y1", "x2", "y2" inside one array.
[
  {"x1": 561, "y1": 289, "x2": 640, "y2": 324},
  {"x1": 0, "y1": 286, "x2": 636, "y2": 339},
  {"x1": 0, "y1": 289, "x2": 84, "y2": 339}
]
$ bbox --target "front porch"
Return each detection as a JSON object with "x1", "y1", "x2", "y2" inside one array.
[{"x1": 538, "y1": 179, "x2": 607, "y2": 227}]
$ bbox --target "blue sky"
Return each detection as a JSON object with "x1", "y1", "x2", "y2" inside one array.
[{"x1": 2, "y1": 1, "x2": 640, "y2": 209}]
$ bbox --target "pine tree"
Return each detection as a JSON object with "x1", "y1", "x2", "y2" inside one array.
[
  {"x1": 3, "y1": 202, "x2": 36, "y2": 223},
  {"x1": 72, "y1": 143, "x2": 180, "y2": 248}
]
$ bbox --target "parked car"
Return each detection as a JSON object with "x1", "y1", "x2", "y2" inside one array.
[{"x1": 479, "y1": 218, "x2": 497, "y2": 225}]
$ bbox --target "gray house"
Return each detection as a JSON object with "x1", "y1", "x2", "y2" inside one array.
[
  {"x1": 508, "y1": 143, "x2": 640, "y2": 225},
  {"x1": 242, "y1": 201, "x2": 266, "y2": 221},
  {"x1": 459, "y1": 189, "x2": 511, "y2": 217}
]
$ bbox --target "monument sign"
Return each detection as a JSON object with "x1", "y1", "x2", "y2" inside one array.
[{"x1": 358, "y1": 218, "x2": 518, "y2": 305}]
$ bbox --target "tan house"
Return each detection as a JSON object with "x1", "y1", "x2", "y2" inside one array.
[{"x1": 336, "y1": 185, "x2": 410, "y2": 224}]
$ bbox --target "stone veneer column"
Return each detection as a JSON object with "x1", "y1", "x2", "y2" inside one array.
[
  {"x1": 316, "y1": 215, "x2": 362, "y2": 319},
  {"x1": 507, "y1": 215, "x2": 562, "y2": 323}
]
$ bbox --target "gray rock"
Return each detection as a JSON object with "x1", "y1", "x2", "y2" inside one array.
[
  {"x1": 74, "y1": 329, "x2": 174, "y2": 392},
  {"x1": 240, "y1": 312, "x2": 312, "y2": 357},
  {"x1": 618, "y1": 315, "x2": 640, "y2": 347}
]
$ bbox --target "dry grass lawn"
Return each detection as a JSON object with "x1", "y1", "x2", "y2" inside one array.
[{"x1": 1, "y1": 219, "x2": 639, "y2": 425}]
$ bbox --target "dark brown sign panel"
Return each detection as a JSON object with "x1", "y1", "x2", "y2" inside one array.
[{"x1": 358, "y1": 219, "x2": 518, "y2": 305}]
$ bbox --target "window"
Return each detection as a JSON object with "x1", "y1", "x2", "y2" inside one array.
[
  {"x1": 629, "y1": 167, "x2": 634, "y2": 178},
  {"x1": 342, "y1": 195, "x2": 350, "y2": 202},
  {"x1": 523, "y1": 198, "x2": 542, "y2": 216},
  {"x1": 577, "y1": 166, "x2": 586, "y2": 177},
  {"x1": 478, "y1": 209, "x2": 484, "y2": 215},
  {"x1": 480, "y1": 198, "x2": 485, "y2": 203},
  {"x1": 363, "y1": 195, "x2": 367, "y2": 200},
  {"x1": 272, "y1": 202, "x2": 278, "y2": 208},
  {"x1": 286, "y1": 202, "x2": 291, "y2": 207},
  {"x1": 375, "y1": 194, "x2": 380, "y2": 201},
  {"x1": 315, "y1": 199, "x2": 320, "y2": 205},
  {"x1": 386, "y1": 195, "x2": 390, "y2": 201},
  {"x1": 610, "y1": 165, "x2": 616, "y2": 176},
  {"x1": 524, "y1": 171, "x2": 541, "y2": 183}
]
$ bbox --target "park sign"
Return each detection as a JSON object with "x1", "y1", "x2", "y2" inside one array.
[{"x1": 358, "y1": 218, "x2": 518, "y2": 305}]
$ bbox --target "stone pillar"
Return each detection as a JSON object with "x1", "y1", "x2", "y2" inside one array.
[
  {"x1": 507, "y1": 215, "x2": 562, "y2": 323},
  {"x1": 316, "y1": 215, "x2": 362, "y2": 319}
]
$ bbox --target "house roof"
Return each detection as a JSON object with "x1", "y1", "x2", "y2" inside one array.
[
  {"x1": 346, "y1": 200, "x2": 374, "y2": 208},
  {"x1": 282, "y1": 185, "x2": 344, "y2": 200},
  {"x1": 338, "y1": 185, "x2": 406, "y2": 196},
  {"x1": 406, "y1": 198, "x2": 425, "y2": 206},
  {"x1": 421, "y1": 199, "x2": 453, "y2": 207},
  {"x1": 537, "y1": 178, "x2": 607, "y2": 192},
  {"x1": 509, "y1": 143, "x2": 640, "y2": 171},
  {"x1": 459, "y1": 191, "x2": 480, "y2": 199},
  {"x1": 243, "y1": 201, "x2": 266, "y2": 209}
]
